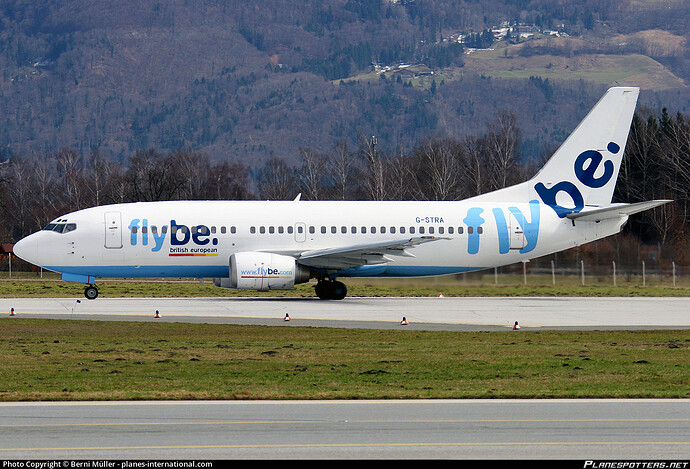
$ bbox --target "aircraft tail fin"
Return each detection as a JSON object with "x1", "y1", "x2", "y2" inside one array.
[{"x1": 468, "y1": 87, "x2": 641, "y2": 217}]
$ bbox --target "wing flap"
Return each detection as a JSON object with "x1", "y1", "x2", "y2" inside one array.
[{"x1": 565, "y1": 200, "x2": 672, "y2": 222}]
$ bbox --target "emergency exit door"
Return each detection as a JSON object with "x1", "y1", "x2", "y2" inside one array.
[{"x1": 104, "y1": 212, "x2": 122, "y2": 249}]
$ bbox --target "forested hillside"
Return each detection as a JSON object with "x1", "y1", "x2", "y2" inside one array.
[
  {"x1": 1, "y1": 0, "x2": 689, "y2": 265},
  {"x1": 0, "y1": 0, "x2": 688, "y2": 165}
]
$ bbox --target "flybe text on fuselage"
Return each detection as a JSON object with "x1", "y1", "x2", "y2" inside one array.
[{"x1": 127, "y1": 219, "x2": 219, "y2": 256}]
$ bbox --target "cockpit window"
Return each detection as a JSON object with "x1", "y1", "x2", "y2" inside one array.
[{"x1": 43, "y1": 223, "x2": 77, "y2": 233}]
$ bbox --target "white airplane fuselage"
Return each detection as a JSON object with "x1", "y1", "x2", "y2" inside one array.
[{"x1": 15, "y1": 199, "x2": 623, "y2": 279}]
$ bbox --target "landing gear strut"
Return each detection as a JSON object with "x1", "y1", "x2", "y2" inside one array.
[
  {"x1": 315, "y1": 279, "x2": 347, "y2": 300},
  {"x1": 84, "y1": 284, "x2": 99, "y2": 300}
]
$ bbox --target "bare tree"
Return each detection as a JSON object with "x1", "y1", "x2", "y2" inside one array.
[
  {"x1": 297, "y1": 147, "x2": 327, "y2": 201},
  {"x1": 360, "y1": 135, "x2": 387, "y2": 201},
  {"x1": 329, "y1": 140, "x2": 357, "y2": 200},
  {"x1": 483, "y1": 111, "x2": 521, "y2": 191},
  {"x1": 258, "y1": 158, "x2": 296, "y2": 200}
]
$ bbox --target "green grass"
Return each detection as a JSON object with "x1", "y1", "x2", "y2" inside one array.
[
  {"x1": 0, "y1": 276, "x2": 688, "y2": 298},
  {"x1": 0, "y1": 319, "x2": 688, "y2": 401}
]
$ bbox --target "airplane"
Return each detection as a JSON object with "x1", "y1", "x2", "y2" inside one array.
[{"x1": 13, "y1": 86, "x2": 670, "y2": 300}]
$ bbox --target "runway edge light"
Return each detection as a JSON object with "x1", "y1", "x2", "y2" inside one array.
[
  {"x1": 401, "y1": 317, "x2": 408, "y2": 325},
  {"x1": 284, "y1": 313, "x2": 291, "y2": 321},
  {"x1": 513, "y1": 321, "x2": 520, "y2": 330},
  {"x1": 155, "y1": 310, "x2": 161, "y2": 318},
  {"x1": 9, "y1": 307, "x2": 15, "y2": 316}
]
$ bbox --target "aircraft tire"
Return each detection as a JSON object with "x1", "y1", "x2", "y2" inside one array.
[
  {"x1": 315, "y1": 280, "x2": 347, "y2": 300},
  {"x1": 84, "y1": 285, "x2": 99, "y2": 300}
]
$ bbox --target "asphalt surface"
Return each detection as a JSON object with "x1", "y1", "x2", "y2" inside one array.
[
  {"x1": 1, "y1": 399, "x2": 689, "y2": 459},
  {"x1": 2, "y1": 296, "x2": 689, "y2": 330}
]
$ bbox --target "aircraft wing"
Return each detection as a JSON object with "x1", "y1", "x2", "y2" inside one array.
[
  {"x1": 295, "y1": 236, "x2": 447, "y2": 269},
  {"x1": 566, "y1": 200, "x2": 672, "y2": 222}
]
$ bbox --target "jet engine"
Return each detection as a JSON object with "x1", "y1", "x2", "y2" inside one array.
[{"x1": 213, "y1": 252, "x2": 310, "y2": 291}]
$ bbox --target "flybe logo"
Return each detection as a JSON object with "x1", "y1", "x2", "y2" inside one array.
[
  {"x1": 128, "y1": 219, "x2": 219, "y2": 256},
  {"x1": 457, "y1": 201, "x2": 540, "y2": 256},
  {"x1": 240, "y1": 267, "x2": 293, "y2": 279},
  {"x1": 534, "y1": 142, "x2": 620, "y2": 218}
]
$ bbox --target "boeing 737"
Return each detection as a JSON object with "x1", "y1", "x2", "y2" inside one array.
[{"x1": 13, "y1": 87, "x2": 669, "y2": 300}]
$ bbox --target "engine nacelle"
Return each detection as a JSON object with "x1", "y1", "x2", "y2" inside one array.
[{"x1": 213, "y1": 252, "x2": 310, "y2": 291}]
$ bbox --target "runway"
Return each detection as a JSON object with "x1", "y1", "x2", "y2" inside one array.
[
  {"x1": 1, "y1": 296, "x2": 689, "y2": 330},
  {"x1": 1, "y1": 399, "x2": 689, "y2": 459}
]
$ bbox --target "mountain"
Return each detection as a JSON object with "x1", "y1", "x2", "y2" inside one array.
[{"x1": 0, "y1": 0, "x2": 688, "y2": 168}]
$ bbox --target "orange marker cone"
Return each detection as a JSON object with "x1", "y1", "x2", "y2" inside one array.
[
  {"x1": 9, "y1": 308, "x2": 15, "y2": 316},
  {"x1": 513, "y1": 321, "x2": 520, "y2": 330},
  {"x1": 284, "y1": 313, "x2": 291, "y2": 321},
  {"x1": 155, "y1": 310, "x2": 161, "y2": 318},
  {"x1": 400, "y1": 317, "x2": 408, "y2": 325}
]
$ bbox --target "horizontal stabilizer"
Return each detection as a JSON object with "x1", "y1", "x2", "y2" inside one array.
[{"x1": 565, "y1": 200, "x2": 672, "y2": 222}]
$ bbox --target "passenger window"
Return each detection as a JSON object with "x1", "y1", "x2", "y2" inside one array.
[
  {"x1": 449, "y1": 227, "x2": 454, "y2": 234},
  {"x1": 410, "y1": 227, "x2": 415, "y2": 234},
  {"x1": 231, "y1": 226, "x2": 236, "y2": 234},
  {"x1": 361, "y1": 226, "x2": 366, "y2": 234},
  {"x1": 221, "y1": 226, "x2": 227, "y2": 234},
  {"x1": 278, "y1": 226, "x2": 284, "y2": 234},
  {"x1": 331, "y1": 226, "x2": 336, "y2": 234},
  {"x1": 341, "y1": 226, "x2": 347, "y2": 234},
  {"x1": 419, "y1": 227, "x2": 425, "y2": 234},
  {"x1": 288, "y1": 226, "x2": 294, "y2": 234},
  {"x1": 400, "y1": 227, "x2": 405, "y2": 234},
  {"x1": 429, "y1": 227, "x2": 434, "y2": 234},
  {"x1": 250, "y1": 226, "x2": 256, "y2": 234},
  {"x1": 458, "y1": 227, "x2": 464, "y2": 234},
  {"x1": 478, "y1": 227, "x2": 483, "y2": 234},
  {"x1": 390, "y1": 227, "x2": 396, "y2": 234},
  {"x1": 260, "y1": 226, "x2": 265, "y2": 234},
  {"x1": 468, "y1": 227, "x2": 473, "y2": 234},
  {"x1": 321, "y1": 226, "x2": 327, "y2": 234},
  {"x1": 309, "y1": 226, "x2": 315, "y2": 234},
  {"x1": 380, "y1": 226, "x2": 386, "y2": 234},
  {"x1": 351, "y1": 226, "x2": 356, "y2": 234}
]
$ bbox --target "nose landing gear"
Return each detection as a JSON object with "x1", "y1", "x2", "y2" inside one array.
[
  {"x1": 314, "y1": 279, "x2": 347, "y2": 300},
  {"x1": 84, "y1": 284, "x2": 99, "y2": 300}
]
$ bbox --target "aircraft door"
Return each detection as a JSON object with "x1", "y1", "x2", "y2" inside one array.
[
  {"x1": 294, "y1": 222, "x2": 306, "y2": 243},
  {"x1": 509, "y1": 213, "x2": 526, "y2": 250},
  {"x1": 104, "y1": 211, "x2": 123, "y2": 249}
]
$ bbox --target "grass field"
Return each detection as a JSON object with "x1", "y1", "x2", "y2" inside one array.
[
  {"x1": 1, "y1": 275, "x2": 687, "y2": 401},
  {"x1": 0, "y1": 273, "x2": 689, "y2": 298},
  {"x1": 1, "y1": 319, "x2": 688, "y2": 401}
]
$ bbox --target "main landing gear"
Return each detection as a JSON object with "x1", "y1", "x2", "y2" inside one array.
[
  {"x1": 84, "y1": 284, "x2": 99, "y2": 300},
  {"x1": 314, "y1": 279, "x2": 347, "y2": 300}
]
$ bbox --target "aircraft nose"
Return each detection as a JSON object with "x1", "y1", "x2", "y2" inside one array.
[{"x1": 13, "y1": 233, "x2": 39, "y2": 266}]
